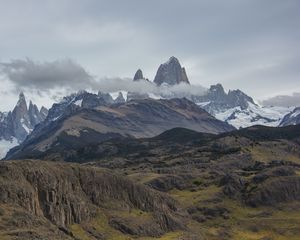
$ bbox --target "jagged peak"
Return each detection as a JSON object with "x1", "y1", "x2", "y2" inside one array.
[
  {"x1": 15, "y1": 92, "x2": 27, "y2": 110},
  {"x1": 164, "y1": 56, "x2": 180, "y2": 65},
  {"x1": 19, "y1": 92, "x2": 25, "y2": 100},
  {"x1": 210, "y1": 83, "x2": 225, "y2": 93},
  {"x1": 154, "y1": 57, "x2": 190, "y2": 85},
  {"x1": 133, "y1": 69, "x2": 144, "y2": 81}
]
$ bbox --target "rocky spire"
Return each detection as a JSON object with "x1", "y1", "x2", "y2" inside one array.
[
  {"x1": 12, "y1": 92, "x2": 28, "y2": 121},
  {"x1": 153, "y1": 57, "x2": 190, "y2": 86},
  {"x1": 133, "y1": 69, "x2": 144, "y2": 81},
  {"x1": 114, "y1": 92, "x2": 126, "y2": 103},
  {"x1": 40, "y1": 106, "x2": 49, "y2": 119},
  {"x1": 28, "y1": 100, "x2": 44, "y2": 126}
]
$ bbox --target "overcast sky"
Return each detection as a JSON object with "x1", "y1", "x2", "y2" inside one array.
[{"x1": 0, "y1": 0, "x2": 299, "y2": 111}]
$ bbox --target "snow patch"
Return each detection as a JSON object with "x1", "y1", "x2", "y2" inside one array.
[
  {"x1": 0, "y1": 138, "x2": 19, "y2": 159},
  {"x1": 214, "y1": 102, "x2": 293, "y2": 129},
  {"x1": 20, "y1": 118, "x2": 32, "y2": 134},
  {"x1": 196, "y1": 101, "x2": 211, "y2": 107},
  {"x1": 73, "y1": 99, "x2": 83, "y2": 107}
]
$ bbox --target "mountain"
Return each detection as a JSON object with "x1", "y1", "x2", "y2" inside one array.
[
  {"x1": 0, "y1": 93, "x2": 48, "y2": 158},
  {"x1": 154, "y1": 56, "x2": 190, "y2": 85},
  {"x1": 128, "y1": 57, "x2": 295, "y2": 128},
  {"x1": 280, "y1": 107, "x2": 300, "y2": 126},
  {"x1": 188, "y1": 84, "x2": 293, "y2": 128},
  {"x1": 5, "y1": 95, "x2": 234, "y2": 160}
]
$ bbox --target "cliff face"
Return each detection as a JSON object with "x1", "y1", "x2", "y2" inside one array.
[
  {"x1": 154, "y1": 57, "x2": 190, "y2": 86},
  {"x1": 0, "y1": 160, "x2": 184, "y2": 239}
]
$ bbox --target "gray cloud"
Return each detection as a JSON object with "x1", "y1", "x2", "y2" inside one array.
[
  {"x1": 0, "y1": 59, "x2": 93, "y2": 92},
  {"x1": 0, "y1": 0, "x2": 299, "y2": 107},
  {"x1": 261, "y1": 93, "x2": 300, "y2": 107},
  {"x1": 0, "y1": 58, "x2": 206, "y2": 99}
]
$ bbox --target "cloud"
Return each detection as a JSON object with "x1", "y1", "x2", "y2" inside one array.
[
  {"x1": 0, "y1": 58, "x2": 206, "y2": 100},
  {"x1": 0, "y1": 0, "x2": 299, "y2": 102},
  {"x1": 261, "y1": 93, "x2": 300, "y2": 107},
  {"x1": 0, "y1": 58, "x2": 93, "y2": 92}
]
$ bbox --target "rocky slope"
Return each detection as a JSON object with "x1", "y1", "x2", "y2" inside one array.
[
  {"x1": 71, "y1": 125, "x2": 300, "y2": 239},
  {"x1": 0, "y1": 160, "x2": 185, "y2": 239},
  {"x1": 2, "y1": 125, "x2": 300, "y2": 239},
  {"x1": 5, "y1": 97, "x2": 234, "y2": 160},
  {"x1": 0, "y1": 93, "x2": 48, "y2": 158}
]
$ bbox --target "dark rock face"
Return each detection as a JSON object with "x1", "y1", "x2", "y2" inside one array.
[
  {"x1": 0, "y1": 93, "x2": 48, "y2": 143},
  {"x1": 0, "y1": 160, "x2": 184, "y2": 237},
  {"x1": 154, "y1": 56, "x2": 190, "y2": 86},
  {"x1": 246, "y1": 176, "x2": 300, "y2": 206},
  {"x1": 133, "y1": 69, "x2": 144, "y2": 81},
  {"x1": 280, "y1": 107, "x2": 300, "y2": 126}
]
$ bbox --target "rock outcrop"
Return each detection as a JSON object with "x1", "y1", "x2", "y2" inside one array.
[
  {"x1": 246, "y1": 176, "x2": 300, "y2": 206},
  {"x1": 0, "y1": 160, "x2": 184, "y2": 238}
]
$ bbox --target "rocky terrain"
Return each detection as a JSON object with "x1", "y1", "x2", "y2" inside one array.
[
  {"x1": 2, "y1": 125, "x2": 300, "y2": 239},
  {"x1": 0, "y1": 160, "x2": 185, "y2": 240}
]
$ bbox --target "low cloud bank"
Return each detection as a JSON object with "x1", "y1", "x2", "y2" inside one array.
[
  {"x1": 0, "y1": 58, "x2": 207, "y2": 99},
  {"x1": 261, "y1": 93, "x2": 300, "y2": 107}
]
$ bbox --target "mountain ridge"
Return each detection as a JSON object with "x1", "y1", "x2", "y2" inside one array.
[{"x1": 5, "y1": 97, "x2": 234, "y2": 160}]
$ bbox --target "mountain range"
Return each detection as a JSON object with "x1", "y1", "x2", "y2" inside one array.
[
  {"x1": 0, "y1": 56, "x2": 299, "y2": 158},
  {"x1": 131, "y1": 57, "x2": 296, "y2": 129},
  {"x1": 5, "y1": 95, "x2": 233, "y2": 160}
]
